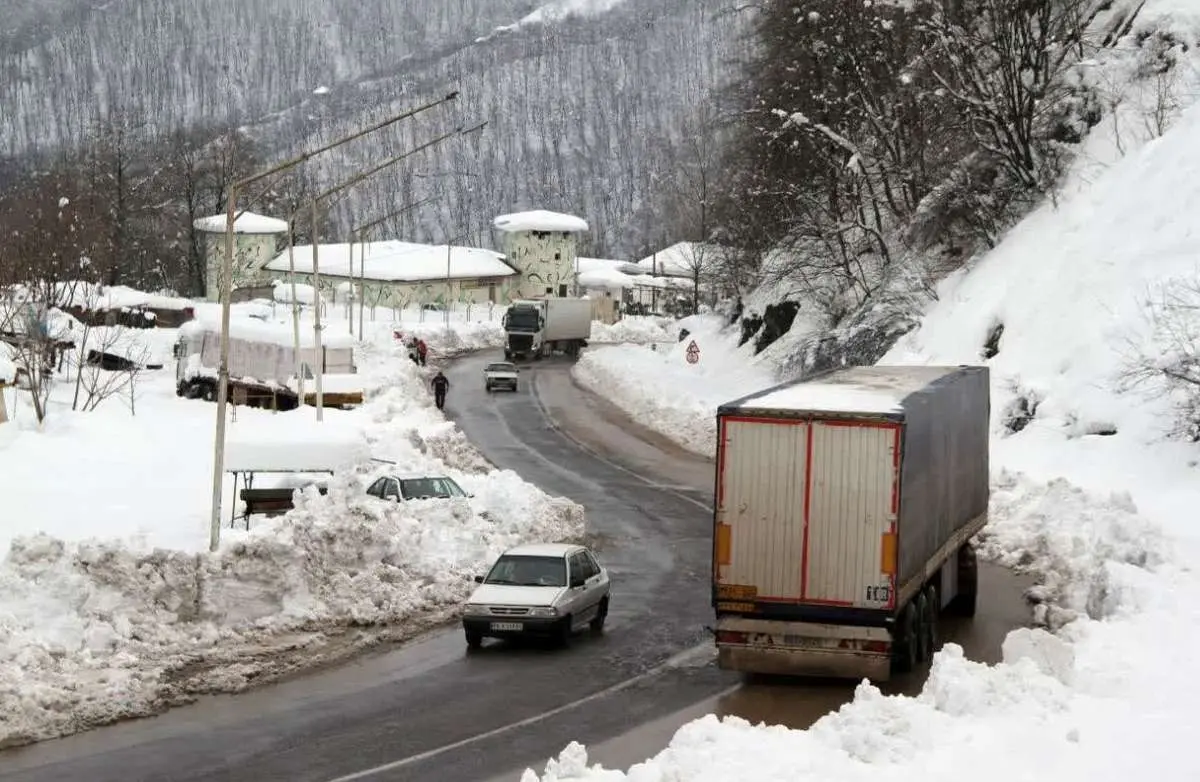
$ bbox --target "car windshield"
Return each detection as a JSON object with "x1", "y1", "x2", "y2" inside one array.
[
  {"x1": 484, "y1": 555, "x2": 567, "y2": 587},
  {"x1": 486, "y1": 363, "x2": 516, "y2": 372},
  {"x1": 398, "y1": 476, "x2": 467, "y2": 500}
]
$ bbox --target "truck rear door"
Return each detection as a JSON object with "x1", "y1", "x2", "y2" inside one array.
[{"x1": 715, "y1": 416, "x2": 899, "y2": 611}]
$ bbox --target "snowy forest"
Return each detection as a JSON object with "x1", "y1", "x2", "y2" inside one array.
[
  {"x1": 0, "y1": 0, "x2": 746, "y2": 293},
  {"x1": 0, "y1": 0, "x2": 1178, "y2": 317}
]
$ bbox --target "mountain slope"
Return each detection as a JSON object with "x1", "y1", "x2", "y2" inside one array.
[{"x1": 0, "y1": 0, "x2": 744, "y2": 257}]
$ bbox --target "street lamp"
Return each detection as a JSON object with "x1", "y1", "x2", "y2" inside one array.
[
  {"x1": 208, "y1": 90, "x2": 460, "y2": 553},
  {"x1": 349, "y1": 195, "x2": 442, "y2": 338}
]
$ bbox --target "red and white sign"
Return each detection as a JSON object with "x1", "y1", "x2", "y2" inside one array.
[{"x1": 685, "y1": 340, "x2": 700, "y2": 365}]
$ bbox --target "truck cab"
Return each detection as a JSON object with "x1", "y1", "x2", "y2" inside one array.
[{"x1": 502, "y1": 300, "x2": 545, "y2": 360}]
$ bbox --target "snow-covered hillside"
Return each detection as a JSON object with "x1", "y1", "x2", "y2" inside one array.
[{"x1": 540, "y1": 3, "x2": 1200, "y2": 779}]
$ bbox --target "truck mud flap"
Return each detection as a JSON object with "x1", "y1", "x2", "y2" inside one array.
[{"x1": 713, "y1": 616, "x2": 892, "y2": 681}]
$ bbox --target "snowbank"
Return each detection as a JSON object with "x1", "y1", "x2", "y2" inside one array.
[
  {"x1": 574, "y1": 315, "x2": 776, "y2": 455},
  {"x1": 524, "y1": 474, "x2": 1197, "y2": 781},
  {"x1": 588, "y1": 316, "x2": 676, "y2": 344},
  {"x1": 0, "y1": 320, "x2": 585, "y2": 747}
]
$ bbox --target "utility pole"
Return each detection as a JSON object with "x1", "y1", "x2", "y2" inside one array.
[{"x1": 208, "y1": 90, "x2": 460, "y2": 553}]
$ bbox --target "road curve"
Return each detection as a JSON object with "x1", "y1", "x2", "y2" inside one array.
[{"x1": 0, "y1": 352, "x2": 1030, "y2": 782}]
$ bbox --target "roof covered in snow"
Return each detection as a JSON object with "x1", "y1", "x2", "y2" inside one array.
[
  {"x1": 262, "y1": 241, "x2": 517, "y2": 283},
  {"x1": 723, "y1": 365, "x2": 968, "y2": 415},
  {"x1": 492, "y1": 210, "x2": 589, "y2": 234},
  {"x1": 181, "y1": 312, "x2": 357, "y2": 350},
  {"x1": 635, "y1": 241, "x2": 730, "y2": 277},
  {"x1": 193, "y1": 211, "x2": 290, "y2": 235}
]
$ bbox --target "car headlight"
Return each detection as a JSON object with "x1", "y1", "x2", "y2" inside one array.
[
  {"x1": 464, "y1": 604, "x2": 491, "y2": 616},
  {"x1": 528, "y1": 606, "x2": 558, "y2": 617}
]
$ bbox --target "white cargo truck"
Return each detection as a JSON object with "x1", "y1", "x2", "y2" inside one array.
[
  {"x1": 502, "y1": 297, "x2": 591, "y2": 361},
  {"x1": 173, "y1": 317, "x2": 363, "y2": 409},
  {"x1": 711, "y1": 365, "x2": 989, "y2": 681}
]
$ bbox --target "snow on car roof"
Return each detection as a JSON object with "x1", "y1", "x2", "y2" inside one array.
[{"x1": 501, "y1": 542, "x2": 583, "y2": 558}]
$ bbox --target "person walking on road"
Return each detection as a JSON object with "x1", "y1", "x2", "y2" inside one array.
[
  {"x1": 417, "y1": 338, "x2": 428, "y2": 366},
  {"x1": 431, "y1": 370, "x2": 450, "y2": 410}
]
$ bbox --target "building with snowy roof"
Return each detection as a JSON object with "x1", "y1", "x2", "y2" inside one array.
[
  {"x1": 192, "y1": 211, "x2": 290, "y2": 302},
  {"x1": 635, "y1": 241, "x2": 731, "y2": 279},
  {"x1": 492, "y1": 209, "x2": 589, "y2": 299},
  {"x1": 259, "y1": 240, "x2": 519, "y2": 310}
]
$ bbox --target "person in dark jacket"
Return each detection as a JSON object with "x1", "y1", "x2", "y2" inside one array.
[{"x1": 431, "y1": 370, "x2": 450, "y2": 410}]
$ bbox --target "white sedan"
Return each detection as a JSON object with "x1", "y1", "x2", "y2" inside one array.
[{"x1": 462, "y1": 542, "x2": 610, "y2": 649}]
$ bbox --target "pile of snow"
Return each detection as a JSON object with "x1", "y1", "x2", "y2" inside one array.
[
  {"x1": 271, "y1": 280, "x2": 320, "y2": 305},
  {"x1": 375, "y1": 318, "x2": 507, "y2": 357},
  {"x1": 574, "y1": 315, "x2": 776, "y2": 455},
  {"x1": 524, "y1": 473, "x2": 1196, "y2": 781},
  {"x1": 588, "y1": 316, "x2": 676, "y2": 344},
  {"x1": 0, "y1": 323, "x2": 585, "y2": 747},
  {"x1": 55, "y1": 282, "x2": 193, "y2": 313}
]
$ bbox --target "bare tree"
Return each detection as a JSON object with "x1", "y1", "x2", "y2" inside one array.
[
  {"x1": 67, "y1": 311, "x2": 151, "y2": 413},
  {"x1": 921, "y1": 0, "x2": 1094, "y2": 191},
  {"x1": 1117, "y1": 276, "x2": 1200, "y2": 440}
]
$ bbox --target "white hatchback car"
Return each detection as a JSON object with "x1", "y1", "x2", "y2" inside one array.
[{"x1": 462, "y1": 543, "x2": 610, "y2": 649}]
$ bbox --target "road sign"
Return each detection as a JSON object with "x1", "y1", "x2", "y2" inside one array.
[{"x1": 685, "y1": 340, "x2": 700, "y2": 365}]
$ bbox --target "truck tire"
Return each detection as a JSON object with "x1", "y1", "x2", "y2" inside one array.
[
  {"x1": 947, "y1": 544, "x2": 978, "y2": 617},
  {"x1": 921, "y1": 584, "x2": 940, "y2": 660},
  {"x1": 913, "y1": 592, "x2": 931, "y2": 663},
  {"x1": 891, "y1": 602, "x2": 918, "y2": 674},
  {"x1": 465, "y1": 629, "x2": 483, "y2": 650},
  {"x1": 201, "y1": 382, "x2": 217, "y2": 402}
]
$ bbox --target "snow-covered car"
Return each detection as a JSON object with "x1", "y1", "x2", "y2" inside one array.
[
  {"x1": 365, "y1": 472, "x2": 471, "y2": 502},
  {"x1": 483, "y1": 361, "x2": 519, "y2": 393},
  {"x1": 462, "y1": 542, "x2": 610, "y2": 649}
]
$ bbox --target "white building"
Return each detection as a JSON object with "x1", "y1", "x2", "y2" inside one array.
[
  {"x1": 259, "y1": 240, "x2": 519, "y2": 310},
  {"x1": 192, "y1": 211, "x2": 290, "y2": 302},
  {"x1": 575, "y1": 256, "x2": 694, "y2": 316},
  {"x1": 634, "y1": 241, "x2": 730, "y2": 280},
  {"x1": 492, "y1": 210, "x2": 589, "y2": 299}
]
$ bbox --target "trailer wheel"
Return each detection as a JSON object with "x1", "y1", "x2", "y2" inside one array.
[
  {"x1": 913, "y1": 592, "x2": 931, "y2": 663},
  {"x1": 891, "y1": 603, "x2": 918, "y2": 674},
  {"x1": 201, "y1": 381, "x2": 217, "y2": 402},
  {"x1": 921, "y1": 584, "x2": 940, "y2": 660},
  {"x1": 947, "y1": 543, "x2": 978, "y2": 617}
]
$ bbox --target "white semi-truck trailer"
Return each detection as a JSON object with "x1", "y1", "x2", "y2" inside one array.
[
  {"x1": 503, "y1": 297, "x2": 591, "y2": 361},
  {"x1": 711, "y1": 365, "x2": 989, "y2": 681},
  {"x1": 173, "y1": 318, "x2": 362, "y2": 410}
]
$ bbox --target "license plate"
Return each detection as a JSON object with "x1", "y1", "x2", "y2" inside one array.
[{"x1": 490, "y1": 622, "x2": 523, "y2": 632}]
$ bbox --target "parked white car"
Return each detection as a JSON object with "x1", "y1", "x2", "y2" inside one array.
[
  {"x1": 365, "y1": 472, "x2": 471, "y2": 502},
  {"x1": 462, "y1": 542, "x2": 610, "y2": 649}
]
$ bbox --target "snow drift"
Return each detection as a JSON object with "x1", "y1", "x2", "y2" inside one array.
[{"x1": 0, "y1": 319, "x2": 585, "y2": 748}]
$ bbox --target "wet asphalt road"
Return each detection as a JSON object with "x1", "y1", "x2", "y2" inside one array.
[{"x1": 0, "y1": 352, "x2": 1031, "y2": 782}]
